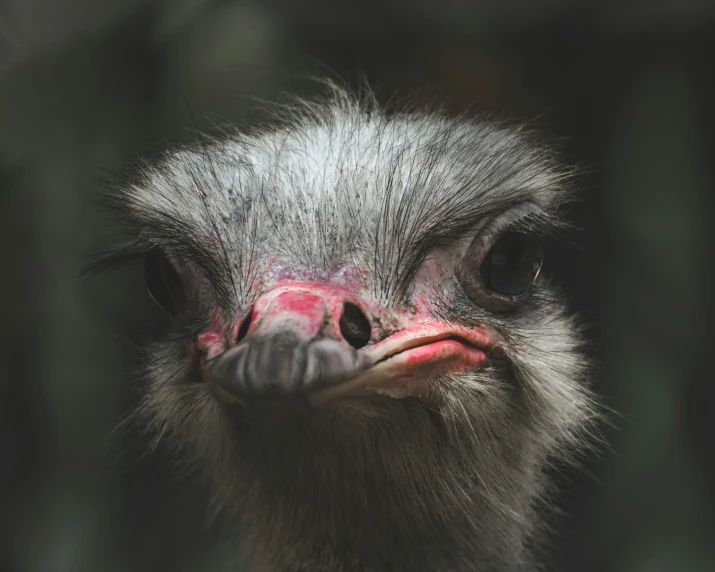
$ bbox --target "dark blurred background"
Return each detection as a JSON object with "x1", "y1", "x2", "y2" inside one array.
[{"x1": 1, "y1": 1, "x2": 714, "y2": 571}]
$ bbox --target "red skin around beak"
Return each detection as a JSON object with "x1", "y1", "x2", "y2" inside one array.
[
  {"x1": 194, "y1": 281, "x2": 499, "y2": 407},
  {"x1": 309, "y1": 323, "x2": 493, "y2": 406}
]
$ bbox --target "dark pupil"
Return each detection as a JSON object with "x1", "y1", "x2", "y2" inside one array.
[
  {"x1": 144, "y1": 249, "x2": 185, "y2": 315},
  {"x1": 479, "y1": 232, "x2": 543, "y2": 296}
]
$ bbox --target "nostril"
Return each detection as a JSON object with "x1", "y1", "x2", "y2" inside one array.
[
  {"x1": 235, "y1": 307, "x2": 253, "y2": 344},
  {"x1": 339, "y1": 302, "x2": 371, "y2": 349}
]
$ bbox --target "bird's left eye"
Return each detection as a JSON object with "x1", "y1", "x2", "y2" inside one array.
[
  {"x1": 479, "y1": 231, "x2": 543, "y2": 296},
  {"x1": 458, "y1": 204, "x2": 546, "y2": 311}
]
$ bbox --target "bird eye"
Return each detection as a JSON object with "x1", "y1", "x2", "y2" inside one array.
[
  {"x1": 479, "y1": 231, "x2": 543, "y2": 296},
  {"x1": 458, "y1": 203, "x2": 546, "y2": 311},
  {"x1": 144, "y1": 249, "x2": 186, "y2": 316}
]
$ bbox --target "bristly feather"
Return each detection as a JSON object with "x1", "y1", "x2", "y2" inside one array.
[
  {"x1": 94, "y1": 82, "x2": 600, "y2": 572},
  {"x1": 91, "y1": 82, "x2": 575, "y2": 308}
]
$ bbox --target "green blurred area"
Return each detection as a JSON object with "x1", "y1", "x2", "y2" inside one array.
[{"x1": 0, "y1": 1, "x2": 713, "y2": 571}]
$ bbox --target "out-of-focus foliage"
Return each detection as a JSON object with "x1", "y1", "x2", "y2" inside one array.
[{"x1": 1, "y1": 1, "x2": 713, "y2": 571}]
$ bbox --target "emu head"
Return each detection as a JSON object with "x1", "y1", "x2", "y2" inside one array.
[{"x1": 98, "y1": 91, "x2": 596, "y2": 571}]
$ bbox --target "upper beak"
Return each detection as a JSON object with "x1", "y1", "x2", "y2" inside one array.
[{"x1": 208, "y1": 284, "x2": 374, "y2": 403}]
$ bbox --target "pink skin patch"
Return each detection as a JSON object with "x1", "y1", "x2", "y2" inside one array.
[
  {"x1": 193, "y1": 261, "x2": 500, "y2": 407},
  {"x1": 245, "y1": 283, "x2": 366, "y2": 343},
  {"x1": 309, "y1": 323, "x2": 493, "y2": 407}
]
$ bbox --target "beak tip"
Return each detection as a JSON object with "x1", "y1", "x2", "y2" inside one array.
[{"x1": 205, "y1": 334, "x2": 372, "y2": 403}]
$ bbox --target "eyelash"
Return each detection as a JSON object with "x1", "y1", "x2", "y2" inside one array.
[{"x1": 84, "y1": 242, "x2": 153, "y2": 276}]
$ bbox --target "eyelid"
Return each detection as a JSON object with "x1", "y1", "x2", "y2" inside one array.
[
  {"x1": 474, "y1": 202, "x2": 547, "y2": 245},
  {"x1": 457, "y1": 202, "x2": 547, "y2": 312}
]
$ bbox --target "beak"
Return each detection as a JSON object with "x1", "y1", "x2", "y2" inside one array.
[
  {"x1": 205, "y1": 283, "x2": 493, "y2": 407},
  {"x1": 309, "y1": 324, "x2": 491, "y2": 407},
  {"x1": 208, "y1": 284, "x2": 373, "y2": 403}
]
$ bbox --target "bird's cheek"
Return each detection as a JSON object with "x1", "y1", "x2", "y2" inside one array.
[
  {"x1": 385, "y1": 340, "x2": 488, "y2": 392},
  {"x1": 195, "y1": 332, "x2": 226, "y2": 360},
  {"x1": 410, "y1": 255, "x2": 458, "y2": 307},
  {"x1": 192, "y1": 306, "x2": 234, "y2": 365}
]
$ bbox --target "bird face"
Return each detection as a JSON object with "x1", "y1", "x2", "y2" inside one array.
[
  {"x1": 140, "y1": 194, "x2": 548, "y2": 412},
  {"x1": 97, "y1": 93, "x2": 595, "y2": 569},
  {"x1": 190, "y1": 192, "x2": 548, "y2": 409}
]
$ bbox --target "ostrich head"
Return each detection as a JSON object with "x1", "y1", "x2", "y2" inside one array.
[{"x1": 97, "y1": 89, "x2": 596, "y2": 572}]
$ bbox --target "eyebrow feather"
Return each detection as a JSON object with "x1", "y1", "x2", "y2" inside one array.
[
  {"x1": 89, "y1": 86, "x2": 577, "y2": 309},
  {"x1": 86, "y1": 186, "x2": 238, "y2": 311}
]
